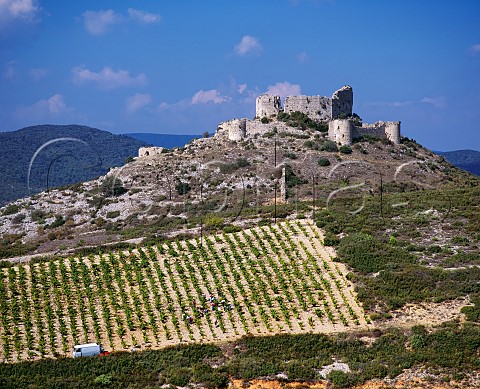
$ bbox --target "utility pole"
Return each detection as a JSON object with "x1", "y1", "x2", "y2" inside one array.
[
  {"x1": 165, "y1": 174, "x2": 172, "y2": 201},
  {"x1": 379, "y1": 172, "x2": 383, "y2": 219},
  {"x1": 312, "y1": 173, "x2": 316, "y2": 216},
  {"x1": 200, "y1": 183, "x2": 203, "y2": 246},
  {"x1": 274, "y1": 137, "x2": 277, "y2": 224}
]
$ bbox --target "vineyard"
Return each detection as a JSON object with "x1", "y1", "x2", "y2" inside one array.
[{"x1": 0, "y1": 219, "x2": 370, "y2": 362}]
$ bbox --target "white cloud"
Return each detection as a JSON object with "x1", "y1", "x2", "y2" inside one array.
[
  {"x1": 366, "y1": 100, "x2": 412, "y2": 107},
  {"x1": 127, "y1": 8, "x2": 161, "y2": 24},
  {"x1": 421, "y1": 96, "x2": 446, "y2": 108},
  {"x1": 15, "y1": 93, "x2": 72, "y2": 118},
  {"x1": 2, "y1": 60, "x2": 17, "y2": 80},
  {"x1": 82, "y1": 10, "x2": 122, "y2": 35},
  {"x1": 45, "y1": 94, "x2": 69, "y2": 114},
  {"x1": 0, "y1": 0, "x2": 39, "y2": 23},
  {"x1": 82, "y1": 8, "x2": 161, "y2": 35},
  {"x1": 234, "y1": 35, "x2": 262, "y2": 56},
  {"x1": 266, "y1": 81, "x2": 302, "y2": 99},
  {"x1": 29, "y1": 67, "x2": 48, "y2": 81},
  {"x1": 157, "y1": 102, "x2": 171, "y2": 111},
  {"x1": 126, "y1": 93, "x2": 151, "y2": 113},
  {"x1": 468, "y1": 43, "x2": 480, "y2": 55},
  {"x1": 72, "y1": 66, "x2": 147, "y2": 89},
  {"x1": 297, "y1": 51, "x2": 309, "y2": 63},
  {"x1": 237, "y1": 83, "x2": 247, "y2": 94},
  {"x1": 191, "y1": 89, "x2": 230, "y2": 105}
]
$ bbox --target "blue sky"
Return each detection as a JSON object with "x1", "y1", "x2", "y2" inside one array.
[{"x1": 0, "y1": 0, "x2": 479, "y2": 151}]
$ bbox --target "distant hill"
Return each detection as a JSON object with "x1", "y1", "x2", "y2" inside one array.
[
  {"x1": 0, "y1": 125, "x2": 147, "y2": 206},
  {"x1": 436, "y1": 149, "x2": 480, "y2": 176},
  {"x1": 125, "y1": 133, "x2": 200, "y2": 148}
]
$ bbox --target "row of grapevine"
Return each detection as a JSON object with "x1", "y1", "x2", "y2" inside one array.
[{"x1": 0, "y1": 220, "x2": 369, "y2": 362}]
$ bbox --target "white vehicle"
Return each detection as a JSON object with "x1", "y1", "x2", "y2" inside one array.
[{"x1": 72, "y1": 343, "x2": 108, "y2": 358}]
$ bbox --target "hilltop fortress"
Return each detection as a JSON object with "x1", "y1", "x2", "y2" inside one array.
[{"x1": 216, "y1": 85, "x2": 400, "y2": 146}]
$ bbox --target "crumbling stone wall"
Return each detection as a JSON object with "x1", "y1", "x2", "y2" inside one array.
[
  {"x1": 284, "y1": 95, "x2": 332, "y2": 121},
  {"x1": 256, "y1": 94, "x2": 281, "y2": 118},
  {"x1": 263, "y1": 85, "x2": 352, "y2": 121}
]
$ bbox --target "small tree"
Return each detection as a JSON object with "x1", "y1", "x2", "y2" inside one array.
[
  {"x1": 202, "y1": 131, "x2": 209, "y2": 138},
  {"x1": 339, "y1": 145, "x2": 352, "y2": 154},
  {"x1": 320, "y1": 140, "x2": 338, "y2": 152},
  {"x1": 101, "y1": 176, "x2": 127, "y2": 197},
  {"x1": 175, "y1": 181, "x2": 191, "y2": 195},
  {"x1": 318, "y1": 158, "x2": 331, "y2": 167},
  {"x1": 328, "y1": 370, "x2": 352, "y2": 388}
]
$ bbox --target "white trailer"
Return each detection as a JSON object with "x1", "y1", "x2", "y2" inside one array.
[{"x1": 72, "y1": 343, "x2": 108, "y2": 358}]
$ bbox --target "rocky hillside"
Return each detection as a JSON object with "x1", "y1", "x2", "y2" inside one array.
[{"x1": 0, "y1": 116, "x2": 476, "y2": 260}]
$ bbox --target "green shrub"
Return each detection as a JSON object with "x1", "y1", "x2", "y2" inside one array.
[
  {"x1": 219, "y1": 158, "x2": 250, "y2": 174},
  {"x1": 277, "y1": 111, "x2": 328, "y2": 132},
  {"x1": 451, "y1": 236, "x2": 469, "y2": 245},
  {"x1": 235, "y1": 158, "x2": 250, "y2": 168},
  {"x1": 223, "y1": 224, "x2": 241, "y2": 234},
  {"x1": 339, "y1": 145, "x2": 352, "y2": 154},
  {"x1": 11, "y1": 213, "x2": 26, "y2": 224},
  {"x1": 461, "y1": 297, "x2": 480, "y2": 322},
  {"x1": 303, "y1": 140, "x2": 315, "y2": 149},
  {"x1": 167, "y1": 367, "x2": 191, "y2": 386},
  {"x1": 106, "y1": 211, "x2": 120, "y2": 219},
  {"x1": 2, "y1": 204, "x2": 20, "y2": 216},
  {"x1": 318, "y1": 158, "x2": 331, "y2": 167},
  {"x1": 175, "y1": 181, "x2": 191, "y2": 195},
  {"x1": 45, "y1": 215, "x2": 65, "y2": 229},
  {"x1": 337, "y1": 233, "x2": 416, "y2": 273},
  {"x1": 388, "y1": 235, "x2": 398, "y2": 245},
  {"x1": 323, "y1": 232, "x2": 340, "y2": 246},
  {"x1": 284, "y1": 165, "x2": 307, "y2": 188},
  {"x1": 320, "y1": 140, "x2": 338, "y2": 152},
  {"x1": 261, "y1": 116, "x2": 269, "y2": 124},
  {"x1": 101, "y1": 176, "x2": 127, "y2": 197},
  {"x1": 94, "y1": 374, "x2": 113, "y2": 386},
  {"x1": 328, "y1": 370, "x2": 352, "y2": 388},
  {"x1": 204, "y1": 215, "x2": 224, "y2": 229},
  {"x1": 284, "y1": 360, "x2": 316, "y2": 379}
]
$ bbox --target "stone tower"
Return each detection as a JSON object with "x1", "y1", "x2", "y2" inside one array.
[
  {"x1": 256, "y1": 94, "x2": 281, "y2": 118},
  {"x1": 331, "y1": 85, "x2": 353, "y2": 119},
  {"x1": 384, "y1": 121, "x2": 401, "y2": 144},
  {"x1": 217, "y1": 119, "x2": 247, "y2": 141},
  {"x1": 328, "y1": 119, "x2": 354, "y2": 145}
]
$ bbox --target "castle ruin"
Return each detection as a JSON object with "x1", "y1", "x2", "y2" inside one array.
[
  {"x1": 256, "y1": 85, "x2": 353, "y2": 122},
  {"x1": 215, "y1": 85, "x2": 401, "y2": 146}
]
